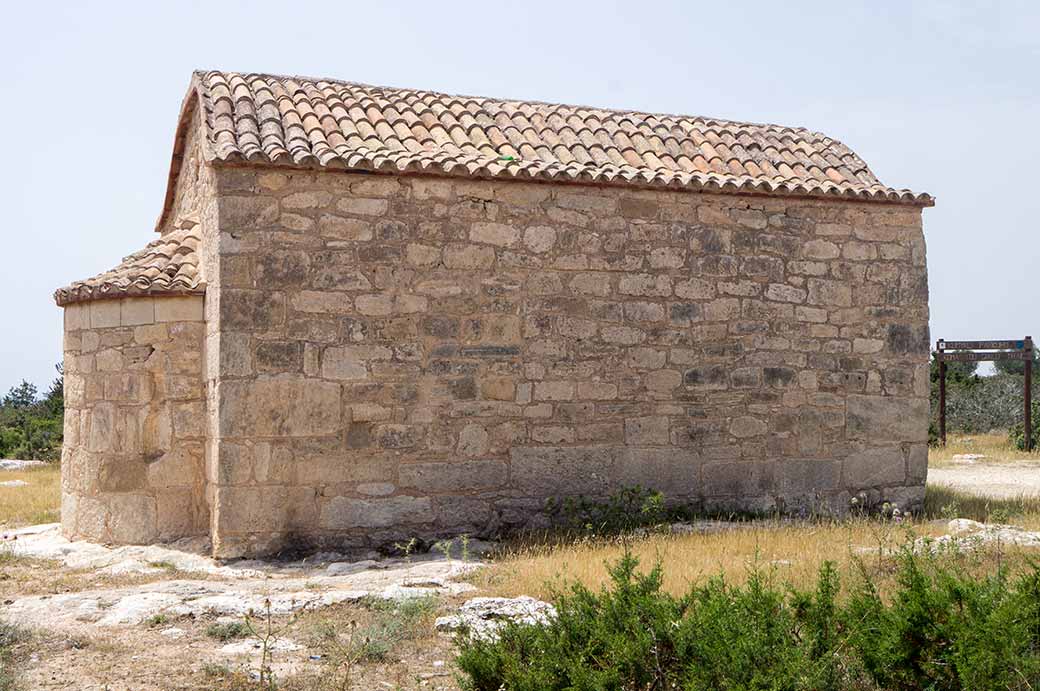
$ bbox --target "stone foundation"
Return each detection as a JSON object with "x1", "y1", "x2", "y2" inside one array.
[{"x1": 61, "y1": 295, "x2": 208, "y2": 544}]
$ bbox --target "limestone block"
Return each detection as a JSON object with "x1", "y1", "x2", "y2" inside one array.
[
  {"x1": 616, "y1": 448, "x2": 700, "y2": 495},
  {"x1": 646, "y1": 370, "x2": 682, "y2": 393},
  {"x1": 481, "y1": 378, "x2": 516, "y2": 401},
  {"x1": 214, "y1": 486, "x2": 288, "y2": 533},
  {"x1": 406, "y1": 243, "x2": 442, "y2": 266},
  {"x1": 318, "y1": 214, "x2": 373, "y2": 241},
  {"x1": 569, "y1": 272, "x2": 611, "y2": 296},
  {"x1": 846, "y1": 395, "x2": 929, "y2": 442},
  {"x1": 219, "y1": 378, "x2": 341, "y2": 437},
  {"x1": 530, "y1": 426, "x2": 575, "y2": 443},
  {"x1": 443, "y1": 243, "x2": 495, "y2": 269},
  {"x1": 120, "y1": 298, "x2": 155, "y2": 326},
  {"x1": 155, "y1": 291, "x2": 202, "y2": 323},
  {"x1": 618, "y1": 273, "x2": 672, "y2": 297},
  {"x1": 843, "y1": 447, "x2": 906, "y2": 487},
  {"x1": 291, "y1": 291, "x2": 353, "y2": 314},
  {"x1": 577, "y1": 381, "x2": 618, "y2": 400},
  {"x1": 219, "y1": 290, "x2": 285, "y2": 330},
  {"x1": 764, "y1": 284, "x2": 806, "y2": 303},
  {"x1": 73, "y1": 495, "x2": 109, "y2": 541},
  {"x1": 777, "y1": 459, "x2": 841, "y2": 495},
  {"x1": 625, "y1": 416, "x2": 670, "y2": 445},
  {"x1": 319, "y1": 495, "x2": 432, "y2": 529},
  {"x1": 907, "y1": 443, "x2": 928, "y2": 483},
  {"x1": 457, "y1": 424, "x2": 490, "y2": 456},
  {"x1": 64, "y1": 303, "x2": 89, "y2": 331},
  {"x1": 802, "y1": 239, "x2": 840, "y2": 260},
  {"x1": 147, "y1": 446, "x2": 198, "y2": 488},
  {"x1": 600, "y1": 326, "x2": 645, "y2": 345},
  {"x1": 107, "y1": 494, "x2": 158, "y2": 544},
  {"x1": 534, "y1": 381, "x2": 575, "y2": 401},
  {"x1": 511, "y1": 446, "x2": 617, "y2": 496},
  {"x1": 156, "y1": 488, "x2": 197, "y2": 538},
  {"x1": 171, "y1": 401, "x2": 206, "y2": 439},
  {"x1": 471, "y1": 222, "x2": 520, "y2": 247},
  {"x1": 624, "y1": 302, "x2": 665, "y2": 322},
  {"x1": 89, "y1": 300, "x2": 122, "y2": 328},
  {"x1": 523, "y1": 226, "x2": 556, "y2": 253},
  {"x1": 649, "y1": 247, "x2": 685, "y2": 269},
  {"x1": 674, "y1": 277, "x2": 715, "y2": 300},
  {"x1": 322, "y1": 347, "x2": 368, "y2": 380},
  {"x1": 807, "y1": 279, "x2": 853, "y2": 307},
  {"x1": 221, "y1": 196, "x2": 278, "y2": 228},
  {"x1": 703, "y1": 461, "x2": 775, "y2": 497},
  {"x1": 255, "y1": 341, "x2": 303, "y2": 373},
  {"x1": 337, "y1": 196, "x2": 389, "y2": 216},
  {"x1": 399, "y1": 459, "x2": 508, "y2": 492}
]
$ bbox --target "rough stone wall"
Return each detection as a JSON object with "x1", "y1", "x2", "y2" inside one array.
[
  {"x1": 61, "y1": 296, "x2": 208, "y2": 543},
  {"x1": 208, "y1": 166, "x2": 929, "y2": 557}
]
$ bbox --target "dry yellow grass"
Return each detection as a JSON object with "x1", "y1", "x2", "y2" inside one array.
[
  {"x1": 472, "y1": 518, "x2": 954, "y2": 600},
  {"x1": 0, "y1": 463, "x2": 60, "y2": 528},
  {"x1": 475, "y1": 478, "x2": 1040, "y2": 601},
  {"x1": 928, "y1": 432, "x2": 1039, "y2": 467}
]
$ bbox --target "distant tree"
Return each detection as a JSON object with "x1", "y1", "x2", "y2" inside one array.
[
  {"x1": 929, "y1": 356, "x2": 978, "y2": 387},
  {"x1": 0, "y1": 365, "x2": 64, "y2": 460},
  {"x1": 993, "y1": 348, "x2": 1039, "y2": 376},
  {"x1": 3, "y1": 380, "x2": 38, "y2": 409}
]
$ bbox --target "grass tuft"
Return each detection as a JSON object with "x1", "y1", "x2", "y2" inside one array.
[{"x1": 0, "y1": 464, "x2": 60, "y2": 528}]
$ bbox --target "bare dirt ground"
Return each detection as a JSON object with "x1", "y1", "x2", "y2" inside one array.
[
  {"x1": 5, "y1": 439, "x2": 1040, "y2": 690},
  {"x1": 1, "y1": 525, "x2": 483, "y2": 690},
  {"x1": 929, "y1": 460, "x2": 1040, "y2": 499}
]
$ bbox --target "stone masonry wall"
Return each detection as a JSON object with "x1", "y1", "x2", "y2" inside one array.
[
  {"x1": 208, "y1": 166, "x2": 929, "y2": 557},
  {"x1": 61, "y1": 296, "x2": 208, "y2": 543}
]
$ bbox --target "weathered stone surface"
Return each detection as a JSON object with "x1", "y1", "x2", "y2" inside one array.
[
  {"x1": 399, "y1": 459, "x2": 508, "y2": 492},
  {"x1": 319, "y1": 496, "x2": 431, "y2": 529},
  {"x1": 220, "y1": 378, "x2": 341, "y2": 437},
  {"x1": 511, "y1": 446, "x2": 616, "y2": 496},
  {"x1": 843, "y1": 447, "x2": 906, "y2": 487},
  {"x1": 847, "y1": 395, "x2": 929, "y2": 442},
  {"x1": 61, "y1": 158, "x2": 929, "y2": 556}
]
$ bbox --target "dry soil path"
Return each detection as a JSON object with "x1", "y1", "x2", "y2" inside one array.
[{"x1": 929, "y1": 460, "x2": 1040, "y2": 499}]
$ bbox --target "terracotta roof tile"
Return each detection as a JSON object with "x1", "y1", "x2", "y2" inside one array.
[
  {"x1": 158, "y1": 70, "x2": 931, "y2": 229},
  {"x1": 55, "y1": 226, "x2": 204, "y2": 306}
]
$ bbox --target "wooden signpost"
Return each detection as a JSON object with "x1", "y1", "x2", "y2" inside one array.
[{"x1": 935, "y1": 337, "x2": 1033, "y2": 450}]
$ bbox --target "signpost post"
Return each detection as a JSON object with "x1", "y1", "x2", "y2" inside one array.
[{"x1": 935, "y1": 337, "x2": 1034, "y2": 450}]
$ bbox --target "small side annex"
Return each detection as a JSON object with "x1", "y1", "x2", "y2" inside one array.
[{"x1": 55, "y1": 71, "x2": 933, "y2": 557}]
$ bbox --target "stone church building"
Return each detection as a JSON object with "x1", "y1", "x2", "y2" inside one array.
[{"x1": 55, "y1": 71, "x2": 932, "y2": 557}]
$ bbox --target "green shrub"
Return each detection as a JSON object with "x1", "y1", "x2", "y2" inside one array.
[
  {"x1": 456, "y1": 549, "x2": 1040, "y2": 691},
  {"x1": 1009, "y1": 400, "x2": 1040, "y2": 451},
  {"x1": 206, "y1": 621, "x2": 249, "y2": 642},
  {"x1": 846, "y1": 551, "x2": 1040, "y2": 690},
  {"x1": 544, "y1": 485, "x2": 692, "y2": 535},
  {"x1": 457, "y1": 553, "x2": 849, "y2": 690}
]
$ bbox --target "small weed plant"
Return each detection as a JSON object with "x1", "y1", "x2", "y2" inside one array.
[
  {"x1": 544, "y1": 485, "x2": 691, "y2": 535},
  {"x1": 457, "y1": 546, "x2": 1040, "y2": 690},
  {"x1": 206, "y1": 620, "x2": 249, "y2": 642}
]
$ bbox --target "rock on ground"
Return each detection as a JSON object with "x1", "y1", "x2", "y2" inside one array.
[
  {"x1": 2, "y1": 523, "x2": 481, "y2": 634},
  {"x1": 435, "y1": 596, "x2": 556, "y2": 641},
  {"x1": 0, "y1": 460, "x2": 46, "y2": 471},
  {"x1": 916, "y1": 519, "x2": 1040, "y2": 552}
]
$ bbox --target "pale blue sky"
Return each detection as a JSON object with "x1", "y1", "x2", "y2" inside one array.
[{"x1": 1, "y1": 1, "x2": 1037, "y2": 392}]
